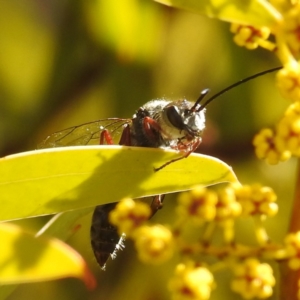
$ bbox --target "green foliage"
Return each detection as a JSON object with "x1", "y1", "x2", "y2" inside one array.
[{"x1": 0, "y1": 223, "x2": 95, "y2": 287}]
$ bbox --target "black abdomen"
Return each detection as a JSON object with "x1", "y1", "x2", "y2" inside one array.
[{"x1": 90, "y1": 203, "x2": 125, "y2": 270}]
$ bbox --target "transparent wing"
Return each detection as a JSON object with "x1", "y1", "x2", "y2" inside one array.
[{"x1": 38, "y1": 118, "x2": 132, "y2": 148}]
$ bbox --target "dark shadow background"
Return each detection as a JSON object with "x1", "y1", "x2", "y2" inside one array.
[{"x1": 1, "y1": 0, "x2": 293, "y2": 299}]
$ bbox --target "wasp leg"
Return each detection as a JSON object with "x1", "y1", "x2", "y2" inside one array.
[
  {"x1": 119, "y1": 124, "x2": 132, "y2": 146},
  {"x1": 150, "y1": 195, "x2": 165, "y2": 217},
  {"x1": 100, "y1": 129, "x2": 114, "y2": 145},
  {"x1": 154, "y1": 139, "x2": 202, "y2": 172}
]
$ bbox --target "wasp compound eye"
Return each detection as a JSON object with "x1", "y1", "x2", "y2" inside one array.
[{"x1": 165, "y1": 105, "x2": 185, "y2": 130}]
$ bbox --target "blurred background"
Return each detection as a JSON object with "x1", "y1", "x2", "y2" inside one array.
[{"x1": 1, "y1": 0, "x2": 294, "y2": 299}]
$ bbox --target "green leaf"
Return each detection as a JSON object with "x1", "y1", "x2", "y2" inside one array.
[
  {"x1": 0, "y1": 208, "x2": 94, "y2": 299},
  {"x1": 35, "y1": 208, "x2": 94, "y2": 240},
  {"x1": 0, "y1": 222, "x2": 95, "y2": 288},
  {"x1": 0, "y1": 284, "x2": 16, "y2": 300},
  {"x1": 0, "y1": 146, "x2": 237, "y2": 221},
  {"x1": 155, "y1": 0, "x2": 282, "y2": 28}
]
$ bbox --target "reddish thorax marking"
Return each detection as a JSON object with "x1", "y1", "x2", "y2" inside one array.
[{"x1": 143, "y1": 116, "x2": 162, "y2": 142}]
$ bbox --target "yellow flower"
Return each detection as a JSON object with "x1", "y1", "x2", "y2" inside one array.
[
  {"x1": 230, "y1": 24, "x2": 274, "y2": 50},
  {"x1": 277, "y1": 64, "x2": 300, "y2": 102},
  {"x1": 232, "y1": 183, "x2": 278, "y2": 216},
  {"x1": 215, "y1": 187, "x2": 242, "y2": 223},
  {"x1": 109, "y1": 198, "x2": 151, "y2": 236},
  {"x1": 177, "y1": 186, "x2": 217, "y2": 224},
  {"x1": 134, "y1": 225, "x2": 174, "y2": 264},
  {"x1": 253, "y1": 128, "x2": 291, "y2": 164},
  {"x1": 276, "y1": 102, "x2": 300, "y2": 155},
  {"x1": 231, "y1": 258, "x2": 275, "y2": 299},
  {"x1": 284, "y1": 232, "x2": 300, "y2": 269},
  {"x1": 169, "y1": 262, "x2": 214, "y2": 300}
]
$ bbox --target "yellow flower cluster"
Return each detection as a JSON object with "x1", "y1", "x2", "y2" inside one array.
[
  {"x1": 284, "y1": 232, "x2": 300, "y2": 270},
  {"x1": 231, "y1": 2, "x2": 300, "y2": 60},
  {"x1": 109, "y1": 197, "x2": 151, "y2": 236},
  {"x1": 232, "y1": 183, "x2": 278, "y2": 217},
  {"x1": 177, "y1": 186, "x2": 241, "y2": 225},
  {"x1": 253, "y1": 128, "x2": 291, "y2": 164},
  {"x1": 253, "y1": 101, "x2": 300, "y2": 163},
  {"x1": 176, "y1": 184, "x2": 279, "y2": 247},
  {"x1": 230, "y1": 2, "x2": 300, "y2": 163},
  {"x1": 231, "y1": 258, "x2": 275, "y2": 299},
  {"x1": 106, "y1": 183, "x2": 300, "y2": 298},
  {"x1": 175, "y1": 184, "x2": 279, "y2": 246},
  {"x1": 109, "y1": 198, "x2": 173, "y2": 264},
  {"x1": 168, "y1": 262, "x2": 214, "y2": 300}
]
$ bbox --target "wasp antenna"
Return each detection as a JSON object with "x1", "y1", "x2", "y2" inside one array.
[
  {"x1": 197, "y1": 66, "x2": 282, "y2": 111},
  {"x1": 191, "y1": 88, "x2": 210, "y2": 111}
]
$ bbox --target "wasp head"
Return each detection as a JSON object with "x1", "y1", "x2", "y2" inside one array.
[{"x1": 161, "y1": 99, "x2": 206, "y2": 142}]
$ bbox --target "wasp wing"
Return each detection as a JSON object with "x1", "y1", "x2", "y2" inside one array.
[{"x1": 38, "y1": 118, "x2": 132, "y2": 148}]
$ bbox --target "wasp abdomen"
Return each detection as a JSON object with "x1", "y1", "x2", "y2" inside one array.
[{"x1": 90, "y1": 203, "x2": 125, "y2": 270}]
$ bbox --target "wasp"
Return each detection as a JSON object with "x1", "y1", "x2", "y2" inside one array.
[{"x1": 39, "y1": 66, "x2": 281, "y2": 269}]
